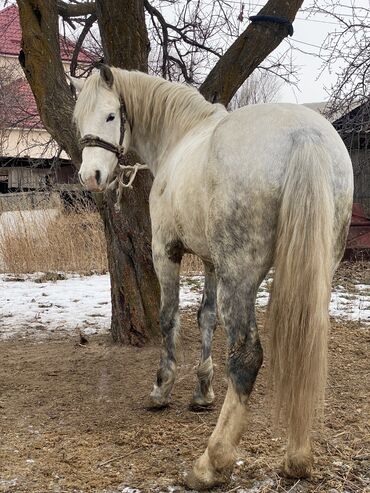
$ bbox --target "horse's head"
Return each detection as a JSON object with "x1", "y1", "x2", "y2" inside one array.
[{"x1": 70, "y1": 65, "x2": 128, "y2": 192}]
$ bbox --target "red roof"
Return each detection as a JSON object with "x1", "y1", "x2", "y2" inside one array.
[
  {"x1": 0, "y1": 78, "x2": 42, "y2": 129},
  {"x1": 0, "y1": 5, "x2": 92, "y2": 62},
  {"x1": 0, "y1": 5, "x2": 93, "y2": 130}
]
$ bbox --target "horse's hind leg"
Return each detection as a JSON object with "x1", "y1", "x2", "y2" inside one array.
[
  {"x1": 191, "y1": 261, "x2": 217, "y2": 408},
  {"x1": 186, "y1": 258, "x2": 268, "y2": 489},
  {"x1": 149, "y1": 248, "x2": 181, "y2": 408}
]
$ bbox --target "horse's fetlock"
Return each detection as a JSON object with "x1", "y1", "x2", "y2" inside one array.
[
  {"x1": 197, "y1": 357, "x2": 214, "y2": 382},
  {"x1": 191, "y1": 357, "x2": 215, "y2": 407},
  {"x1": 198, "y1": 304, "x2": 217, "y2": 328},
  {"x1": 208, "y1": 439, "x2": 234, "y2": 471},
  {"x1": 284, "y1": 448, "x2": 313, "y2": 478},
  {"x1": 228, "y1": 338, "x2": 263, "y2": 397},
  {"x1": 157, "y1": 363, "x2": 176, "y2": 387},
  {"x1": 192, "y1": 384, "x2": 215, "y2": 407}
]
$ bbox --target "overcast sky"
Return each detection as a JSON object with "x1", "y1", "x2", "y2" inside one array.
[
  {"x1": 279, "y1": 17, "x2": 336, "y2": 104},
  {"x1": 269, "y1": 0, "x2": 368, "y2": 104}
]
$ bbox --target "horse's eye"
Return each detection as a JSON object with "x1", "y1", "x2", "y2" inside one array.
[{"x1": 106, "y1": 113, "x2": 115, "y2": 122}]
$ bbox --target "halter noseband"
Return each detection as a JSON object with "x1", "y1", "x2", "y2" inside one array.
[{"x1": 79, "y1": 97, "x2": 127, "y2": 162}]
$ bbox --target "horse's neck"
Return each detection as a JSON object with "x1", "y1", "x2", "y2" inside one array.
[
  {"x1": 130, "y1": 125, "x2": 176, "y2": 175},
  {"x1": 129, "y1": 107, "x2": 225, "y2": 176},
  {"x1": 119, "y1": 71, "x2": 225, "y2": 175},
  {"x1": 131, "y1": 129, "x2": 165, "y2": 175}
]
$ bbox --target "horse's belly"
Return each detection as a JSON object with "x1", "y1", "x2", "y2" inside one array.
[{"x1": 174, "y1": 205, "x2": 212, "y2": 262}]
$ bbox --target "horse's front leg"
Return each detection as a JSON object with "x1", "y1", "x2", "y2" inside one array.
[
  {"x1": 191, "y1": 261, "x2": 217, "y2": 408},
  {"x1": 149, "y1": 245, "x2": 182, "y2": 408}
]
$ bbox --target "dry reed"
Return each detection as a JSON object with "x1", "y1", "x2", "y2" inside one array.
[
  {"x1": 181, "y1": 254, "x2": 203, "y2": 274},
  {"x1": 0, "y1": 196, "x2": 107, "y2": 274}
]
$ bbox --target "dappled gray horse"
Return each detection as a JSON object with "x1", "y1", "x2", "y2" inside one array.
[{"x1": 71, "y1": 66, "x2": 353, "y2": 490}]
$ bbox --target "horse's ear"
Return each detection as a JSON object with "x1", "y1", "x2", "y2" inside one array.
[
  {"x1": 66, "y1": 74, "x2": 85, "y2": 94},
  {"x1": 100, "y1": 64, "x2": 114, "y2": 89}
]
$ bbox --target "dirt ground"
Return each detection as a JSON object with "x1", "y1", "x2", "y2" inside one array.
[{"x1": 0, "y1": 266, "x2": 369, "y2": 492}]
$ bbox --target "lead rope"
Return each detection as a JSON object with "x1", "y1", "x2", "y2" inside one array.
[{"x1": 107, "y1": 162, "x2": 149, "y2": 212}]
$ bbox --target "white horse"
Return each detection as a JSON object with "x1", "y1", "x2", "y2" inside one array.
[{"x1": 71, "y1": 65, "x2": 353, "y2": 490}]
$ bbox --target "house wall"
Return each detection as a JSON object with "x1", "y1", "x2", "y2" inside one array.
[
  {"x1": 0, "y1": 54, "x2": 71, "y2": 160},
  {"x1": 8, "y1": 167, "x2": 49, "y2": 189},
  {"x1": 0, "y1": 54, "x2": 72, "y2": 77},
  {"x1": 1, "y1": 162, "x2": 77, "y2": 191},
  {"x1": 0, "y1": 53, "x2": 24, "y2": 77},
  {"x1": 1, "y1": 127, "x2": 67, "y2": 159}
]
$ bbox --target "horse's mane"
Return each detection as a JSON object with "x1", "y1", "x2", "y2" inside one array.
[
  {"x1": 74, "y1": 68, "x2": 225, "y2": 140},
  {"x1": 74, "y1": 72, "x2": 105, "y2": 126}
]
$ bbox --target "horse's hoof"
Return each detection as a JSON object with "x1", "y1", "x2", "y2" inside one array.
[
  {"x1": 145, "y1": 400, "x2": 169, "y2": 411},
  {"x1": 184, "y1": 468, "x2": 225, "y2": 491},
  {"x1": 147, "y1": 387, "x2": 170, "y2": 409},
  {"x1": 188, "y1": 401, "x2": 214, "y2": 412},
  {"x1": 190, "y1": 390, "x2": 215, "y2": 411},
  {"x1": 283, "y1": 452, "x2": 312, "y2": 478},
  {"x1": 184, "y1": 450, "x2": 230, "y2": 490}
]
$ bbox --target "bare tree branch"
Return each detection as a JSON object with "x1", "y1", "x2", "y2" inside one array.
[
  {"x1": 17, "y1": 0, "x2": 81, "y2": 164},
  {"x1": 200, "y1": 0, "x2": 304, "y2": 105},
  {"x1": 306, "y1": 1, "x2": 369, "y2": 123},
  {"x1": 57, "y1": 1, "x2": 96, "y2": 18},
  {"x1": 70, "y1": 13, "x2": 97, "y2": 76}
]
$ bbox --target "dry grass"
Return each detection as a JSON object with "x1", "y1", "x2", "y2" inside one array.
[
  {"x1": 0, "y1": 197, "x2": 107, "y2": 274},
  {"x1": 1, "y1": 197, "x2": 366, "y2": 284},
  {"x1": 181, "y1": 253, "x2": 203, "y2": 274}
]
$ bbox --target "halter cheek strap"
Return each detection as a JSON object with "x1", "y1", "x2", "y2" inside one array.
[{"x1": 79, "y1": 97, "x2": 128, "y2": 161}]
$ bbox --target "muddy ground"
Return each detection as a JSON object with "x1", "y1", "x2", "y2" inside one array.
[{"x1": 0, "y1": 266, "x2": 369, "y2": 493}]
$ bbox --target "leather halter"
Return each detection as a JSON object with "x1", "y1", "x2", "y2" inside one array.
[{"x1": 79, "y1": 98, "x2": 127, "y2": 162}]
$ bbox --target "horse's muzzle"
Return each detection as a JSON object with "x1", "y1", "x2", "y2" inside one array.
[{"x1": 78, "y1": 169, "x2": 105, "y2": 192}]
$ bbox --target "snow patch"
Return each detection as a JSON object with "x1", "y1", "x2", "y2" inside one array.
[
  {"x1": 0, "y1": 273, "x2": 111, "y2": 339},
  {"x1": 0, "y1": 479, "x2": 18, "y2": 487},
  {"x1": 0, "y1": 273, "x2": 368, "y2": 340},
  {"x1": 236, "y1": 478, "x2": 275, "y2": 492}
]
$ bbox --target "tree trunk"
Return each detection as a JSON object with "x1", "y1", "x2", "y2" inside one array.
[
  {"x1": 96, "y1": 173, "x2": 160, "y2": 346},
  {"x1": 95, "y1": 0, "x2": 160, "y2": 345},
  {"x1": 17, "y1": 0, "x2": 80, "y2": 164},
  {"x1": 96, "y1": 0, "x2": 149, "y2": 72}
]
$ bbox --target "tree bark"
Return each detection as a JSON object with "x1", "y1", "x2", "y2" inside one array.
[
  {"x1": 200, "y1": 0, "x2": 304, "y2": 105},
  {"x1": 96, "y1": 0, "x2": 149, "y2": 71},
  {"x1": 17, "y1": 0, "x2": 80, "y2": 164},
  {"x1": 96, "y1": 173, "x2": 160, "y2": 346},
  {"x1": 95, "y1": 0, "x2": 160, "y2": 345}
]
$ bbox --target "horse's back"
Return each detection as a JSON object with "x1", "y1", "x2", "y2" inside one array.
[
  {"x1": 209, "y1": 103, "x2": 351, "y2": 183},
  {"x1": 205, "y1": 103, "x2": 353, "y2": 266}
]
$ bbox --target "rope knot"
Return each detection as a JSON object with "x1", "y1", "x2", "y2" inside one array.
[{"x1": 107, "y1": 162, "x2": 149, "y2": 212}]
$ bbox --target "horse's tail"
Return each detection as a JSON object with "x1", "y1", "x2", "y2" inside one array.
[{"x1": 268, "y1": 131, "x2": 334, "y2": 474}]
